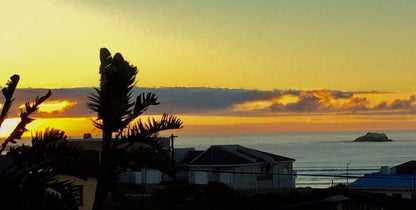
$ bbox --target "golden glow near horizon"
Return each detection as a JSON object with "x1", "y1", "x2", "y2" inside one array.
[
  {"x1": 1, "y1": 1, "x2": 416, "y2": 135},
  {"x1": 0, "y1": 118, "x2": 20, "y2": 138},
  {"x1": 232, "y1": 95, "x2": 299, "y2": 112},
  {"x1": 0, "y1": 117, "x2": 98, "y2": 139},
  {"x1": 18, "y1": 100, "x2": 77, "y2": 113},
  {"x1": 2, "y1": 113, "x2": 416, "y2": 138}
]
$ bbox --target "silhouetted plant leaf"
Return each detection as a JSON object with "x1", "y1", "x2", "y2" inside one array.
[
  {"x1": 88, "y1": 48, "x2": 183, "y2": 210},
  {"x1": 0, "y1": 74, "x2": 19, "y2": 128},
  {"x1": 0, "y1": 83, "x2": 52, "y2": 154}
]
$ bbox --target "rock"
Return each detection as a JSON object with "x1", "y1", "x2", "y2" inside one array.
[{"x1": 353, "y1": 133, "x2": 392, "y2": 142}]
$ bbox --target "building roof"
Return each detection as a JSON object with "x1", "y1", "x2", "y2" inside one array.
[
  {"x1": 188, "y1": 145, "x2": 294, "y2": 165},
  {"x1": 393, "y1": 160, "x2": 416, "y2": 174},
  {"x1": 349, "y1": 173, "x2": 416, "y2": 189},
  {"x1": 174, "y1": 148, "x2": 204, "y2": 165},
  {"x1": 181, "y1": 150, "x2": 204, "y2": 164}
]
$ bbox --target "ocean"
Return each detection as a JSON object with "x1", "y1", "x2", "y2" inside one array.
[
  {"x1": 174, "y1": 130, "x2": 416, "y2": 188},
  {"x1": 3, "y1": 130, "x2": 416, "y2": 188}
]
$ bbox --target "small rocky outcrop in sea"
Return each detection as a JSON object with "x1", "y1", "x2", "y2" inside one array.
[{"x1": 353, "y1": 133, "x2": 392, "y2": 142}]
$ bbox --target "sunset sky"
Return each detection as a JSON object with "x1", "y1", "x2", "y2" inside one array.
[{"x1": 1, "y1": 0, "x2": 416, "y2": 138}]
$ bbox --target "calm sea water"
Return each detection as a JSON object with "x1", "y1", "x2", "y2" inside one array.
[
  {"x1": 175, "y1": 130, "x2": 416, "y2": 188},
  {"x1": 3, "y1": 130, "x2": 416, "y2": 188}
]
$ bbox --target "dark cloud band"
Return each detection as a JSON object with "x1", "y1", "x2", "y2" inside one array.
[{"x1": 1, "y1": 87, "x2": 414, "y2": 118}]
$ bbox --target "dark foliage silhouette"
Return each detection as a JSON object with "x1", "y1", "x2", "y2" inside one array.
[
  {"x1": 0, "y1": 75, "x2": 51, "y2": 153},
  {"x1": 0, "y1": 128, "x2": 88, "y2": 210},
  {"x1": 88, "y1": 48, "x2": 182, "y2": 210},
  {"x1": 0, "y1": 76, "x2": 87, "y2": 209}
]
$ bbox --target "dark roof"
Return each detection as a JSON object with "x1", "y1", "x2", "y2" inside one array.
[
  {"x1": 189, "y1": 145, "x2": 294, "y2": 165},
  {"x1": 393, "y1": 160, "x2": 416, "y2": 174},
  {"x1": 256, "y1": 150, "x2": 296, "y2": 162},
  {"x1": 174, "y1": 148, "x2": 192, "y2": 164},
  {"x1": 349, "y1": 173, "x2": 416, "y2": 189},
  {"x1": 181, "y1": 150, "x2": 204, "y2": 164}
]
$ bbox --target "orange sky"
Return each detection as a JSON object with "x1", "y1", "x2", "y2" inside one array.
[
  {"x1": 2, "y1": 112, "x2": 416, "y2": 138},
  {"x1": 1, "y1": 1, "x2": 416, "y2": 138},
  {"x1": 1, "y1": 1, "x2": 415, "y2": 92},
  {"x1": 1, "y1": 90, "x2": 416, "y2": 138}
]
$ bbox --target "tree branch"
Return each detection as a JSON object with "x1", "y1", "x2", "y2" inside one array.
[
  {"x1": 0, "y1": 75, "x2": 20, "y2": 128},
  {"x1": 0, "y1": 90, "x2": 52, "y2": 154}
]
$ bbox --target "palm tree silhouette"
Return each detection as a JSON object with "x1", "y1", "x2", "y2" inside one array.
[{"x1": 88, "y1": 48, "x2": 182, "y2": 209}]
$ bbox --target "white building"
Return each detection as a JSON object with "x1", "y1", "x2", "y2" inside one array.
[{"x1": 122, "y1": 168, "x2": 171, "y2": 185}]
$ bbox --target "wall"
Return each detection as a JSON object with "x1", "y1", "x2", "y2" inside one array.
[
  {"x1": 121, "y1": 169, "x2": 172, "y2": 185},
  {"x1": 54, "y1": 175, "x2": 97, "y2": 210},
  {"x1": 272, "y1": 162, "x2": 295, "y2": 188},
  {"x1": 188, "y1": 162, "x2": 295, "y2": 189}
]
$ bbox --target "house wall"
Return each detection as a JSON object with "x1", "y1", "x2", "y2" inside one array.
[
  {"x1": 188, "y1": 162, "x2": 295, "y2": 189},
  {"x1": 353, "y1": 188, "x2": 415, "y2": 200},
  {"x1": 122, "y1": 171, "x2": 143, "y2": 184},
  {"x1": 54, "y1": 175, "x2": 97, "y2": 210},
  {"x1": 121, "y1": 169, "x2": 172, "y2": 185},
  {"x1": 120, "y1": 162, "x2": 296, "y2": 189},
  {"x1": 272, "y1": 162, "x2": 295, "y2": 188},
  {"x1": 176, "y1": 167, "x2": 190, "y2": 181}
]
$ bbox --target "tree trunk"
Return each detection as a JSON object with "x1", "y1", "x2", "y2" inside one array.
[{"x1": 93, "y1": 131, "x2": 114, "y2": 210}]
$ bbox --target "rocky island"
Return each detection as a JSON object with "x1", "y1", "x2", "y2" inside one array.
[{"x1": 353, "y1": 133, "x2": 392, "y2": 142}]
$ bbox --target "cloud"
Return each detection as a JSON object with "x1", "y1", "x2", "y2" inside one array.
[
  {"x1": 267, "y1": 90, "x2": 416, "y2": 114},
  {"x1": 285, "y1": 91, "x2": 325, "y2": 112},
  {"x1": 4, "y1": 87, "x2": 287, "y2": 117},
  {"x1": 1, "y1": 87, "x2": 415, "y2": 118},
  {"x1": 373, "y1": 95, "x2": 416, "y2": 110},
  {"x1": 7, "y1": 88, "x2": 91, "y2": 118},
  {"x1": 268, "y1": 90, "x2": 370, "y2": 113},
  {"x1": 38, "y1": 100, "x2": 78, "y2": 114}
]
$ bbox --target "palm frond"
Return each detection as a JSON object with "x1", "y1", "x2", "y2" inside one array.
[
  {"x1": 118, "y1": 92, "x2": 160, "y2": 134},
  {"x1": 8, "y1": 138, "x2": 88, "y2": 179},
  {"x1": 86, "y1": 89, "x2": 102, "y2": 116},
  {"x1": 118, "y1": 114, "x2": 182, "y2": 143},
  {"x1": 140, "y1": 114, "x2": 183, "y2": 135},
  {"x1": 0, "y1": 74, "x2": 19, "y2": 128},
  {"x1": 114, "y1": 143, "x2": 175, "y2": 176},
  {"x1": 4, "y1": 167, "x2": 80, "y2": 210},
  {"x1": 32, "y1": 127, "x2": 67, "y2": 147}
]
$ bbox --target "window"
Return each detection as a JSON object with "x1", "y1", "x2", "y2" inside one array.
[
  {"x1": 145, "y1": 170, "x2": 162, "y2": 184},
  {"x1": 265, "y1": 164, "x2": 270, "y2": 172},
  {"x1": 194, "y1": 171, "x2": 208, "y2": 184},
  {"x1": 219, "y1": 172, "x2": 233, "y2": 184},
  {"x1": 73, "y1": 185, "x2": 83, "y2": 205},
  {"x1": 283, "y1": 166, "x2": 289, "y2": 175},
  {"x1": 257, "y1": 175, "x2": 272, "y2": 181}
]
